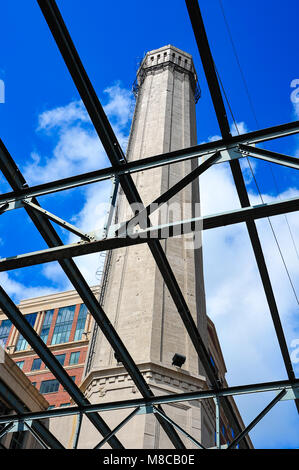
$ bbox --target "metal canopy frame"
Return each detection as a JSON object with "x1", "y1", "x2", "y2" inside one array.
[{"x1": 0, "y1": 0, "x2": 298, "y2": 450}]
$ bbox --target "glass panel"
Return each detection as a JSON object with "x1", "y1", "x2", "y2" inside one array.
[
  {"x1": 69, "y1": 351, "x2": 80, "y2": 365},
  {"x1": 31, "y1": 358, "x2": 42, "y2": 371},
  {"x1": 40, "y1": 379, "x2": 60, "y2": 394},
  {"x1": 16, "y1": 361, "x2": 24, "y2": 369},
  {"x1": 51, "y1": 306, "x2": 76, "y2": 345},
  {"x1": 0, "y1": 319, "x2": 12, "y2": 348},
  {"x1": 40, "y1": 309, "x2": 54, "y2": 343},
  {"x1": 15, "y1": 313, "x2": 37, "y2": 351},
  {"x1": 73, "y1": 304, "x2": 88, "y2": 341}
]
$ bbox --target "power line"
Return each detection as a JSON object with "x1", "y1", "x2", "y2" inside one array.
[{"x1": 217, "y1": 1, "x2": 299, "y2": 305}]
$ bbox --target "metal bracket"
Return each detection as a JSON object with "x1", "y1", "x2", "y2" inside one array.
[
  {"x1": 9, "y1": 419, "x2": 33, "y2": 433},
  {"x1": 22, "y1": 199, "x2": 93, "y2": 242},
  {"x1": 280, "y1": 387, "x2": 299, "y2": 401},
  {"x1": 220, "y1": 145, "x2": 243, "y2": 163},
  {"x1": 136, "y1": 405, "x2": 154, "y2": 415}
]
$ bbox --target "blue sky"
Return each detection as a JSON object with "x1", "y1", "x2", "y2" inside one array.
[{"x1": 0, "y1": 0, "x2": 298, "y2": 449}]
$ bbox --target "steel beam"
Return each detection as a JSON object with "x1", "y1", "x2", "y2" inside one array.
[
  {"x1": 229, "y1": 157, "x2": 298, "y2": 393},
  {"x1": 0, "y1": 378, "x2": 64, "y2": 449},
  {"x1": 228, "y1": 389, "x2": 287, "y2": 449},
  {"x1": 23, "y1": 421, "x2": 48, "y2": 449},
  {"x1": 239, "y1": 144, "x2": 299, "y2": 170},
  {"x1": 186, "y1": 0, "x2": 299, "y2": 416},
  {"x1": 38, "y1": 0, "x2": 220, "y2": 449},
  {"x1": 1, "y1": 197, "x2": 297, "y2": 271},
  {"x1": 0, "y1": 379, "x2": 297, "y2": 425},
  {"x1": 117, "y1": 152, "x2": 221, "y2": 236},
  {"x1": 186, "y1": 0, "x2": 231, "y2": 138},
  {"x1": 0, "y1": 287, "x2": 125, "y2": 448},
  {"x1": 214, "y1": 397, "x2": 221, "y2": 449},
  {"x1": 153, "y1": 407, "x2": 206, "y2": 449},
  {"x1": 0, "y1": 422, "x2": 14, "y2": 440},
  {"x1": 1, "y1": 119, "x2": 298, "y2": 208},
  {"x1": 22, "y1": 200, "x2": 92, "y2": 241},
  {"x1": 94, "y1": 407, "x2": 141, "y2": 449},
  {"x1": 72, "y1": 413, "x2": 83, "y2": 449},
  {"x1": 0, "y1": 138, "x2": 184, "y2": 449}
]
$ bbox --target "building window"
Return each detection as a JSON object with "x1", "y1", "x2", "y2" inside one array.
[
  {"x1": 55, "y1": 353, "x2": 66, "y2": 366},
  {"x1": 0, "y1": 319, "x2": 12, "y2": 348},
  {"x1": 31, "y1": 382, "x2": 36, "y2": 388},
  {"x1": 40, "y1": 379, "x2": 60, "y2": 394},
  {"x1": 15, "y1": 313, "x2": 37, "y2": 351},
  {"x1": 48, "y1": 405, "x2": 55, "y2": 410},
  {"x1": 69, "y1": 351, "x2": 80, "y2": 365},
  {"x1": 40, "y1": 309, "x2": 54, "y2": 343},
  {"x1": 60, "y1": 403, "x2": 71, "y2": 407},
  {"x1": 16, "y1": 361, "x2": 24, "y2": 370},
  {"x1": 31, "y1": 358, "x2": 42, "y2": 371},
  {"x1": 73, "y1": 304, "x2": 87, "y2": 341},
  {"x1": 51, "y1": 306, "x2": 76, "y2": 345}
]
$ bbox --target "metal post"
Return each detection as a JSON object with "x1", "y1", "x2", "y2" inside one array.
[
  {"x1": 214, "y1": 397, "x2": 221, "y2": 449},
  {"x1": 72, "y1": 412, "x2": 83, "y2": 449}
]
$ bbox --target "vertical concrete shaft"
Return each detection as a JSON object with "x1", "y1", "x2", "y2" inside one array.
[
  {"x1": 89, "y1": 45, "x2": 207, "y2": 374},
  {"x1": 80, "y1": 46, "x2": 214, "y2": 449}
]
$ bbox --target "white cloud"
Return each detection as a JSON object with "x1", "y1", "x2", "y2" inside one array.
[
  {"x1": 0, "y1": 272, "x2": 59, "y2": 303},
  {"x1": 23, "y1": 83, "x2": 134, "y2": 185},
  {"x1": 37, "y1": 100, "x2": 89, "y2": 130},
  {"x1": 103, "y1": 82, "x2": 134, "y2": 128},
  {"x1": 64, "y1": 182, "x2": 113, "y2": 286},
  {"x1": 199, "y1": 161, "x2": 299, "y2": 447},
  {"x1": 31, "y1": 83, "x2": 134, "y2": 289}
]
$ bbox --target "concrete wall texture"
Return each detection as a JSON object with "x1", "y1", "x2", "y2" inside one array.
[{"x1": 79, "y1": 45, "x2": 215, "y2": 449}]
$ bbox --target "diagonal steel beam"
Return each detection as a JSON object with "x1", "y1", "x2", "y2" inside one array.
[
  {"x1": 0, "y1": 422, "x2": 14, "y2": 440},
  {"x1": 117, "y1": 152, "x2": 221, "y2": 236},
  {"x1": 0, "y1": 136, "x2": 182, "y2": 448},
  {"x1": 22, "y1": 200, "x2": 92, "y2": 241},
  {"x1": 36, "y1": 0, "x2": 220, "y2": 392},
  {"x1": 94, "y1": 407, "x2": 141, "y2": 449},
  {"x1": 230, "y1": 159, "x2": 298, "y2": 384},
  {"x1": 1, "y1": 197, "x2": 298, "y2": 271},
  {"x1": 23, "y1": 421, "x2": 48, "y2": 449},
  {"x1": 37, "y1": 0, "x2": 214, "y2": 449},
  {"x1": 153, "y1": 407, "x2": 206, "y2": 449},
  {"x1": 239, "y1": 144, "x2": 299, "y2": 170},
  {"x1": 227, "y1": 389, "x2": 287, "y2": 449},
  {"x1": 186, "y1": 0, "x2": 299, "y2": 415},
  {"x1": 0, "y1": 286, "x2": 124, "y2": 448},
  {"x1": 0, "y1": 377, "x2": 64, "y2": 449},
  {"x1": 0, "y1": 120, "x2": 298, "y2": 208},
  {"x1": 0, "y1": 378, "x2": 297, "y2": 425},
  {"x1": 185, "y1": 0, "x2": 231, "y2": 138}
]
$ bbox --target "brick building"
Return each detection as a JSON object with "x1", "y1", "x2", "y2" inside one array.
[{"x1": 0, "y1": 287, "x2": 98, "y2": 409}]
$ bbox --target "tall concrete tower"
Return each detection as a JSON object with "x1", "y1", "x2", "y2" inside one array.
[{"x1": 80, "y1": 45, "x2": 215, "y2": 448}]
